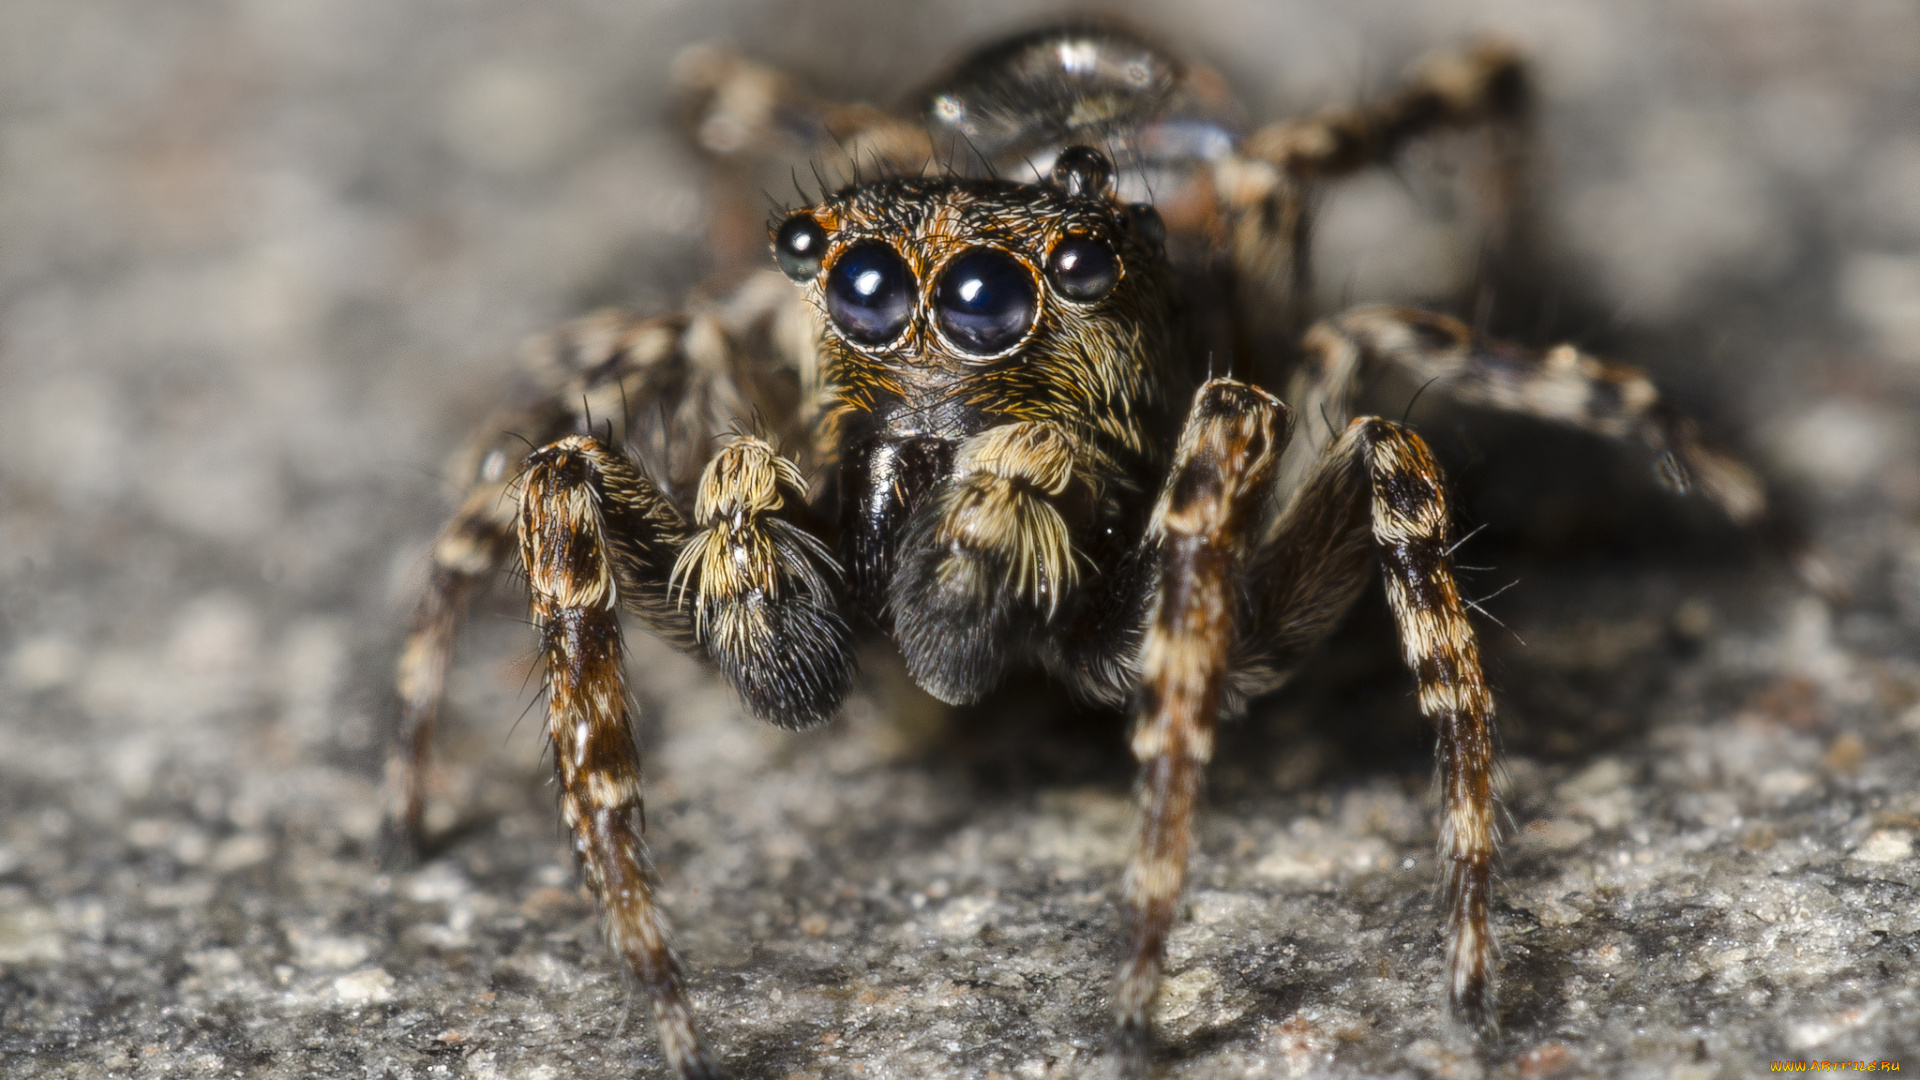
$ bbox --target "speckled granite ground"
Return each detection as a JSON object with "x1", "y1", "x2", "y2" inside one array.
[{"x1": 3, "y1": 1, "x2": 1918, "y2": 1077}]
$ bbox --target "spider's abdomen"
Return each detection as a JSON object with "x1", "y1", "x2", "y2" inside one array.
[{"x1": 916, "y1": 22, "x2": 1244, "y2": 206}]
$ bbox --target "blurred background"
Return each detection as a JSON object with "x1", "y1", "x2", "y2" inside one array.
[{"x1": 2, "y1": 1, "x2": 1917, "y2": 1077}]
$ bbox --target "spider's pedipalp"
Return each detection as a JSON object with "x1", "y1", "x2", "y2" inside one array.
[
  {"x1": 889, "y1": 421, "x2": 1087, "y2": 704},
  {"x1": 673, "y1": 434, "x2": 852, "y2": 728}
]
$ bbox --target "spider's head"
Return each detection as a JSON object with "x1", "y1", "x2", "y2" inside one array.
[
  {"x1": 771, "y1": 147, "x2": 1187, "y2": 620},
  {"x1": 769, "y1": 146, "x2": 1180, "y2": 453}
]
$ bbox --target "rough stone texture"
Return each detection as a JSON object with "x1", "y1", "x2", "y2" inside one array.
[{"x1": 3, "y1": 1, "x2": 1918, "y2": 1077}]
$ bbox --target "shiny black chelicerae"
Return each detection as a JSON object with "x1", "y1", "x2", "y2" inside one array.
[{"x1": 384, "y1": 21, "x2": 1783, "y2": 1078}]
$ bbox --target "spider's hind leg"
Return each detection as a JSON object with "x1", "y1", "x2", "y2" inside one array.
[
  {"x1": 1241, "y1": 40, "x2": 1531, "y2": 206},
  {"x1": 671, "y1": 44, "x2": 934, "y2": 191},
  {"x1": 1281, "y1": 305, "x2": 1771, "y2": 533},
  {"x1": 1209, "y1": 41, "x2": 1534, "y2": 383}
]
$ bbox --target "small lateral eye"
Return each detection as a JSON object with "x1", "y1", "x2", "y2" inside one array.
[
  {"x1": 1047, "y1": 235, "x2": 1119, "y2": 302},
  {"x1": 825, "y1": 242, "x2": 916, "y2": 346},
  {"x1": 773, "y1": 214, "x2": 828, "y2": 280},
  {"x1": 1048, "y1": 145, "x2": 1114, "y2": 199},
  {"x1": 1123, "y1": 202, "x2": 1165, "y2": 253},
  {"x1": 934, "y1": 247, "x2": 1038, "y2": 356}
]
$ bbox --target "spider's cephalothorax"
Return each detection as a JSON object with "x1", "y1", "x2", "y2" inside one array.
[
  {"x1": 383, "y1": 23, "x2": 1778, "y2": 1079},
  {"x1": 780, "y1": 150, "x2": 1189, "y2": 705}
]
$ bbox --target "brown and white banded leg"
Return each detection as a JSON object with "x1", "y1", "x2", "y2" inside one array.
[
  {"x1": 1248, "y1": 416, "x2": 1501, "y2": 1033},
  {"x1": 520, "y1": 435, "x2": 716, "y2": 1079},
  {"x1": 1210, "y1": 42, "x2": 1533, "y2": 369},
  {"x1": 1278, "y1": 305, "x2": 1768, "y2": 529},
  {"x1": 672, "y1": 44, "x2": 934, "y2": 187},
  {"x1": 383, "y1": 386, "x2": 579, "y2": 865},
  {"x1": 382, "y1": 288, "x2": 811, "y2": 864},
  {"x1": 1114, "y1": 380, "x2": 1288, "y2": 1059},
  {"x1": 1241, "y1": 40, "x2": 1530, "y2": 189},
  {"x1": 382, "y1": 457, "x2": 524, "y2": 864}
]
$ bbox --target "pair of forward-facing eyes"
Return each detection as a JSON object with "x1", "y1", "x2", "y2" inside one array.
[{"x1": 773, "y1": 213, "x2": 1121, "y2": 357}]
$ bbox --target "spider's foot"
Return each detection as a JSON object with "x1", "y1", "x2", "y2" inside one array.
[
  {"x1": 374, "y1": 812, "x2": 423, "y2": 872},
  {"x1": 1107, "y1": 1017, "x2": 1154, "y2": 1080}
]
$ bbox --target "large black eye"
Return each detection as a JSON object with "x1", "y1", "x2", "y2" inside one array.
[
  {"x1": 1047, "y1": 236, "x2": 1119, "y2": 302},
  {"x1": 773, "y1": 214, "x2": 828, "y2": 280},
  {"x1": 934, "y1": 247, "x2": 1037, "y2": 355},
  {"x1": 826, "y1": 242, "x2": 915, "y2": 346}
]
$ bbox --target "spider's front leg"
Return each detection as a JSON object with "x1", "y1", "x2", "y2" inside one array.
[
  {"x1": 1247, "y1": 414, "x2": 1503, "y2": 1034},
  {"x1": 383, "y1": 282, "x2": 813, "y2": 863},
  {"x1": 1112, "y1": 385, "x2": 1502, "y2": 1060},
  {"x1": 519, "y1": 430, "x2": 849, "y2": 1079},
  {"x1": 518, "y1": 437, "x2": 714, "y2": 1078},
  {"x1": 1113, "y1": 379, "x2": 1288, "y2": 1053}
]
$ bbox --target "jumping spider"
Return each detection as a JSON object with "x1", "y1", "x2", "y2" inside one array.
[{"x1": 382, "y1": 22, "x2": 1776, "y2": 1077}]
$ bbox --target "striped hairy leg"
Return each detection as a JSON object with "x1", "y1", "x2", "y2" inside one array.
[
  {"x1": 516, "y1": 430, "x2": 849, "y2": 1079},
  {"x1": 1267, "y1": 307, "x2": 1835, "y2": 591},
  {"x1": 517, "y1": 437, "x2": 713, "y2": 1078},
  {"x1": 1250, "y1": 416, "x2": 1503, "y2": 1034},
  {"x1": 1113, "y1": 379, "x2": 1288, "y2": 1064},
  {"x1": 1274, "y1": 306, "x2": 1775, "y2": 539},
  {"x1": 1208, "y1": 42, "x2": 1533, "y2": 372},
  {"x1": 382, "y1": 275, "x2": 811, "y2": 865},
  {"x1": 1110, "y1": 389, "x2": 1499, "y2": 1069}
]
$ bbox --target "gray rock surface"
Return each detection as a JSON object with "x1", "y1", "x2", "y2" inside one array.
[{"x1": 3, "y1": 1, "x2": 1918, "y2": 1077}]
